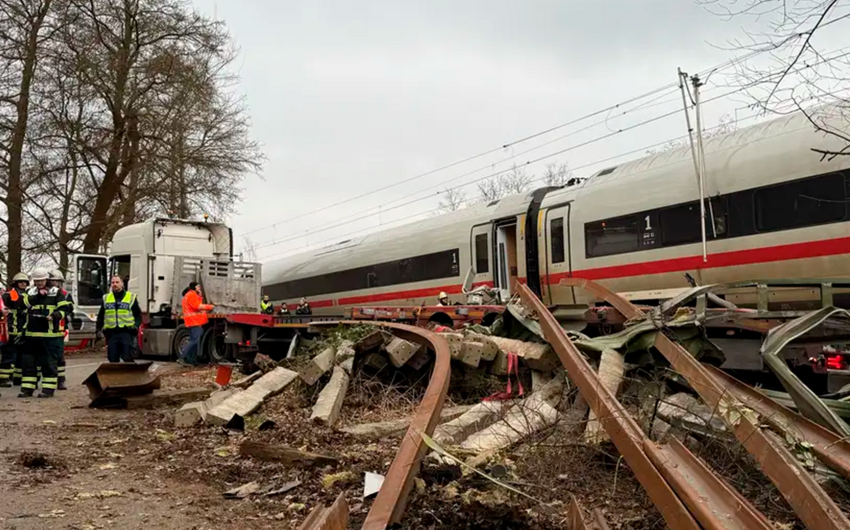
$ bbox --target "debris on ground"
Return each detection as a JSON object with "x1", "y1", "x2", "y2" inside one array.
[{"x1": 64, "y1": 286, "x2": 850, "y2": 530}]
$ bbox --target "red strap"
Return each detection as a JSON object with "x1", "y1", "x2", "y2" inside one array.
[{"x1": 484, "y1": 352, "x2": 524, "y2": 401}]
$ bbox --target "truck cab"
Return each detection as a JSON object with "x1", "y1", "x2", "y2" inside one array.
[{"x1": 67, "y1": 218, "x2": 261, "y2": 358}]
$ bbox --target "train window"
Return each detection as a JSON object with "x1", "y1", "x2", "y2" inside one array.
[
  {"x1": 659, "y1": 197, "x2": 726, "y2": 247},
  {"x1": 754, "y1": 172, "x2": 847, "y2": 232},
  {"x1": 266, "y1": 248, "x2": 461, "y2": 299},
  {"x1": 475, "y1": 233, "x2": 489, "y2": 274},
  {"x1": 585, "y1": 216, "x2": 640, "y2": 258},
  {"x1": 550, "y1": 217, "x2": 565, "y2": 264}
]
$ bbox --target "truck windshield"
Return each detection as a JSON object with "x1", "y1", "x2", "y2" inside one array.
[
  {"x1": 109, "y1": 255, "x2": 131, "y2": 289},
  {"x1": 76, "y1": 256, "x2": 107, "y2": 306}
]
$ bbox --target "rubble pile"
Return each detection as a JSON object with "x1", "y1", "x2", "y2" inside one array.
[{"x1": 120, "y1": 284, "x2": 850, "y2": 529}]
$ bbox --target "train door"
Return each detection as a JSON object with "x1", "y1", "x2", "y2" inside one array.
[
  {"x1": 470, "y1": 224, "x2": 493, "y2": 288},
  {"x1": 543, "y1": 205, "x2": 571, "y2": 304},
  {"x1": 495, "y1": 220, "x2": 518, "y2": 299}
]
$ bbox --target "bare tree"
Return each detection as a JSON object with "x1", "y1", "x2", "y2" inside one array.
[
  {"x1": 542, "y1": 162, "x2": 573, "y2": 187},
  {"x1": 699, "y1": 0, "x2": 850, "y2": 159},
  {"x1": 476, "y1": 164, "x2": 533, "y2": 203},
  {"x1": 0, "y1": 0, "x2": 56, "y2": 279},
  {"x1": 437, "y1": 186, "x2": 466, "y2": 213}
]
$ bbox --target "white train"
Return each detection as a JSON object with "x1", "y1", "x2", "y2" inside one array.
[{"x1": 263, "y1": 109, "x2": 850, "y2": 315}]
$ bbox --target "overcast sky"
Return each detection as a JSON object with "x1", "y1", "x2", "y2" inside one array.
[{"x1": 190, "y1": 0, "x2": 850, "y2": 262}]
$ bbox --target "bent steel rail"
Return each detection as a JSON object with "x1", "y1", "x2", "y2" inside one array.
[
  {"x1": 518, "y1": 283, "x2": 778, "y2": 530},
  {"x1": 317, "y1": 321, "x2": 452, "y2": 530},
  {"x1": 561, "y1": 278, "x2": 850, "y2": 530}
]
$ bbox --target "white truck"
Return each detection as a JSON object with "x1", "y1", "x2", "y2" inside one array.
[{"x1": 67, "y1": 217, "x2": 262, "y2": 361}]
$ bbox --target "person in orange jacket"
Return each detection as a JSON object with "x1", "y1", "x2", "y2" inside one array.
[{"x1": 179, "y1": 281, "x2": 213, "y2": 366}]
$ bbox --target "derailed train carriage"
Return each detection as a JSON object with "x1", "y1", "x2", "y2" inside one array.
[{"x1": 264, "y1": 109, "x2": 850, "y2": 315}]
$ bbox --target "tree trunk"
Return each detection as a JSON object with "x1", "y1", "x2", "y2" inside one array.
[
  {"x1": 81, "y1": 3, "x2": 133, "y2": 253},
  {"x1": 5, "y1": 1, "x2": 52, "y2": 276}
]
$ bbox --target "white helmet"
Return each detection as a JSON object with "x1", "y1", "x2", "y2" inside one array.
[
  {"x1": 31, "y1": 268, "x2": 49, "y2": 281},
  {"x1": 438, "y1": 291, "x2": 448, "y2": 301},
  {"x1": 49, "y1": 269, "x2": 65, "y2": 282}
]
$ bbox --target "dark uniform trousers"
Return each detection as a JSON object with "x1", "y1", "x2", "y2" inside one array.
[
  {"x1": 20, "y1": 338, "x2": 56, "y2": 394},
  {"x1": 46, "y1": 337, "x2": 66, "y2": 385},
  {"x1": 0, "y1": 340, "x2": 18, "y2": 386}
]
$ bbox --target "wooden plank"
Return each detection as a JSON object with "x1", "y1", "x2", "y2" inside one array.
[
  {"x1": 240, "y1": 441, "x2": 339, "y2": 467},
  {"x1": 124, "y1": 387, "x2": 212, "y2": 409}
]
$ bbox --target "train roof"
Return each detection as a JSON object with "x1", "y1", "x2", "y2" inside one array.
[{"x1": 263, "y1": 191, "x2": 533, "y2": 281}]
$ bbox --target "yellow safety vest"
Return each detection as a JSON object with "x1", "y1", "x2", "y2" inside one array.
[{"x1": 103, "y1": 291, "x2": 137, "y2": 329}]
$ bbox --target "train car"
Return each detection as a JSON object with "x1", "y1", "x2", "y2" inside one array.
[{"x1": 263, "y1": 108, "x2": 850, "y2": 316}]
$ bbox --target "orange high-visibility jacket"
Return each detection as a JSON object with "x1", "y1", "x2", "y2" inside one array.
[{"x1": 182, "y1": 290, "x2": 213, "y2": 327}]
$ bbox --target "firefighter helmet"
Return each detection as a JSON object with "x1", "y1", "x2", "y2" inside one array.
[
  {"x1": 438, "y1": 292, "x2": 448, "y2": 301},
  {"x1": 11, "y1": 272, "x2": 29, "y2": 283},
  {"x1": 49, "y1": 269, "x2": 65, "y2": 281},
  {"x1": 31, "y1": 268, "x2": 49, "y2": 281}
]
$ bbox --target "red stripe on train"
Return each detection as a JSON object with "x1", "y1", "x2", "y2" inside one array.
[
  {"x1": 293, "y1": 236, "x2": 850, "y2": 306},
  {"x1": 565, "y1": 235, "x2": 850, "y2": 281}
]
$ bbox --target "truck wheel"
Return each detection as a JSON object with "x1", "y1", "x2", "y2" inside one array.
[
  {"x1": 201, "y1": 326, "x2": 233, "y2": 364},
  {"x1": 171, "y1": 325, "x2": 191, "y2": 361}
]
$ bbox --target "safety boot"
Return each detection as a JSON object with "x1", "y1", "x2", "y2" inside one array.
[
  {"x1": 37, "y1": 391, "x2": 54, "y2": 398},
  {"x1": 57, "y1": 381, "x2": 68, "y2": 391},
  {"x1": 0, "y1": 379, "x2": 11, "y2": 388},
  {"x1": 17, "y1": 389, "x2": 34, "y2": 398}
]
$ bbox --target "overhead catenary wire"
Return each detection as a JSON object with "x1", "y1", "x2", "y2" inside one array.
[
  {"x1": 257, "y1": 109, "x2": 770, "y2": 261},
  {"x1": 240, "y1": 38, "x2": 809, "y2": 241},
  {"x1": 249, "y1": 44, "x2": 850, "y2": 252}
]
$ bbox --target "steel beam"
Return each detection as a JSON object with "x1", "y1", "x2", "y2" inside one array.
[
  {"x1": 561, "y1": 278, "x2": 850, "y2": 530},
  {"x1": 706, "y1": 365, "x2": 850, "y2": 481}
]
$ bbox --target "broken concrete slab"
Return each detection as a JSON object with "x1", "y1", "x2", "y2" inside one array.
[
  {"x1": 488, "y1": 350, "x2": 510, "y2": 376},
  {"x1": 488, "y1": 336, "x2": 559, "y2": 372},
  {"x1": 341, "y1": 405, "x2": 473, "y2": 440},
  {"x1": 175, "y1": 388, "x2": 239, "y2": 428},
  {"x1": 458, "y1": 341, "x2": 483, "y2": 368},
  {"x1": 440, "y1": 332, "x2": 464, "y2": 358},
  {"x1": 125, "y1": 387, "x2": 212, "y2": 409},
  {"x1": 310, "y1": 366, "x2": 350, "y2": 427},
  {"x1": 239, "y1": 441, "x2": 339, "y2": 467},
  {"x1": 207, "y1": 367, "x2": 299, "y2": 426},
  {"x1": 384, "y1": 337, "x2": 421, "y2": 368},
  {"x1": 299, "y1": 347, "x2": 336, "y2": 386},
  {"x1": 465, "y1": 333, "x2": 499, "y2": 361},
  {"x1": 433, "y1": 401, "x2": 515, "y2": 445},
  {"x1": 335, "y1": 340, "x2": 355, "y2": 362},
  {"x1": 339, "y1": 357, "x2": 354, "y2": 374},
  {"x1": 363, "y1": 353, "x2": 389, "y2": 372},
  {"x1": 407, "y1": 347, "x2": 433, "y2": 371},
  {"x1": 530, "y1": 370, "x2": 552, "y2": 391},
  {"x1": 656, "y1": 392, "x2": 728, "y2": 437},
  {"x1": 460, "y1": 393, "x2": 559, "y2": 452},
  {"x1": 354, "y1": 330, "x2": 388, "y2": 354},
  {"x1": 585, "y1": 349, "x2": 625, "y2": 444}
]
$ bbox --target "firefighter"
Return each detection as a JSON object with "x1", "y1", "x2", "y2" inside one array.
[
  {"x1": 260, "y1": 294, "x2": 274, "y2": 315},
  {"x1": 96, "y1": 275, "x2": 142, "y2": 363},
  {"x1": 436, "y1": 292, "x2": 450, "y2": 306},
  {"x1": 20, "y1": 268, "x2": 65, "y2": 398},
  {"x1": 48, "y1": 270, "x2": 72, "y2": 390},
  {"x1": 295, "y1": 297, "x2": 311, "y2": 315},
  {"x1": 0, "y1": 272, "x2": 29, "y2": 388}
]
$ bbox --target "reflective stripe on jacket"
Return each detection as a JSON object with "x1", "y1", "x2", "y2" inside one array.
[
  {"x1": 103, "y1": 291, "x2": 137, "y2": 329},
  {"x1": 24, "y1": 287, "x2": 69, "y2": 338},
  {"x1": 182, "y1": 290, "x2": 213, "y2": 327}
]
